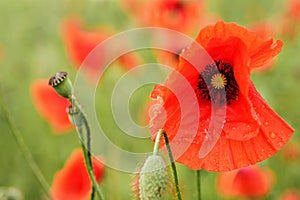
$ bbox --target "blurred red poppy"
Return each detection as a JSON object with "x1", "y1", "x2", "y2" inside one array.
[
  {"x1": 51, "y1": 149, "x2": 104, "y2": 200},
  {"x1": 281, "y1": 140, "x2": 300, "y2": 162},
  {"x1": 149, "y1": 21, "x2": 294, "y2": 171},
  {"x1": 289, "y1": 0, "x2": 300, "y2": 20},
  {"x1": 216, "y1": 165, "x2": 274, "y2": 198},
  {"x1": 282, "y1": 0, "x2": 300, "y2": 39},
  {"x1": 31, "y1": 80, "x2": 73, "y2": 133},
  {"x1": 279, "y1": 189, "x2": 300, "y2": 200},
  {"x1": 122, "y1": 0, "x2": 203, "y2": 34},
  {"x1": 60, "y1": 17, "x2": 141, "y2": 80}
]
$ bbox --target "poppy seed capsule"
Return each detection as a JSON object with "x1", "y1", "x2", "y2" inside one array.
[
  {"x1": 139, "y1": 155, "x2": 168, "y2": 200},
  {"x1": 49, "y1": 72, "x2": 73, "y2": 99}
]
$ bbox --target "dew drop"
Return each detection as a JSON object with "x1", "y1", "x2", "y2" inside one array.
[
  {"x1": 262, "y1": 104, "x2": 266, "y2": 109},
  {"x1": 269, "y1": 132, "x2": 276, "y2": 139},
  {"x1": 278, "y1": 142, "x2": 283, "y2": 148},
  {"x1": 264, "y1": 121, "x2": 269, "y2": 126}
]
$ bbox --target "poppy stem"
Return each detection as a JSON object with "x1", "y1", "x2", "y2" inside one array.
[
  {"x1": 161, "y1": 129, "x2": 182, "y2": 200},
  {"x1": 153, "y1": 130, "x2": 163, "y2": 155},
  {"x1": 0, "y1": 85, "x2": 51, "y2": 198},
  {"x1": 196, "y1": 170, "x2": 201, "y2": 200},
  {"x1": 71, "y1": 98, "x2": 105, "y2": 200}
]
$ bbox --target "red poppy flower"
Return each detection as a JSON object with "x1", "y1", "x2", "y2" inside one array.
[
  {"x1": 289, "y1": 0, "x2": 300, "y2": 20},
  {"x1": 216, "y1": 165, "x2": 274, "y2": 198},
  {"x1": 281, "y1": 140, "x2": 300, "y2": 162},
  {"x1": 279, "y1": 189, "x2": 300, "y2": 200},
  {"x1": 31, "y1": 80, "x2": 73, "y2": 133},
  {"x1": 149, "y1": 21, "x2": 294, "y2": 171},
  {"x1": 123, "y1": 0, "x2": 203, "y2": 34},
  {"x1": 51, "y1": 149, "x2": 104, "y2": 200},
  {"x1": 281, "y1": 0, "x2": 300, "y2": 39},
  {"x1": 60, "y1": 17, "x2": 141, "y2": 80}
]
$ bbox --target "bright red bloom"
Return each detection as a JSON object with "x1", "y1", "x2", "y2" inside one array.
[
  {"x1": 216, "y1": 165, "x2": 274, "y2": 198},
  {"x1": 122, "y1": 0, "x2": 203, "y2": 34},
  {"x1": 51, "y1": 149, "x2": 104, "y2": 200},
  {"x1": 31, "y1": 80, "x2": 73, "y2": 133},
  {"x1": 60, "y1": 17, "x2": 141, "y2": 80},
  {"x1": 149, "y1": 21, "x2": 294, "y2": 171}
]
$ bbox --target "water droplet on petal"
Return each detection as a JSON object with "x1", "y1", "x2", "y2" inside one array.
[
  {"x1": 278, "y1": 142, "x2": 283, "y2": 148},
  {"x1": 264, "y1": 121, "x2": 269, "y2": 126},
  {"x1": 270, "y1": 132, "x2": 276, "y2": 139}
]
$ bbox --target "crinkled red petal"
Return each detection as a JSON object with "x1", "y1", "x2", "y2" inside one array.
[{"x1": 196, "y1": 21, "x2": 283, "y2": 70}]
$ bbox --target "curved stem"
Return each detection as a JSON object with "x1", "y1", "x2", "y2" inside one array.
[
  {"x1": 196, "y1": 170, "x2": 201, "y2": 200},
  {"x1": 0, "y1": 86, "x2": 51, "y2": 198},
  {"x1": 161, "y1": 130, "x2": 182, "y2": 200},
  {"x1": 153, "y1": 130, "x2": 163, "y2": 155},
  {"x1": 71, "y1": 98, "x2": 104, "y2": 200}
]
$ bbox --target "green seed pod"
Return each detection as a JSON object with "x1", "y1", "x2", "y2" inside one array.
[
  {"x1": 139, "y1": 155, "x2": 168, "y2": 200},
  {"x1": 48, "y1": 72, "x2": 73, "y2": 99}
]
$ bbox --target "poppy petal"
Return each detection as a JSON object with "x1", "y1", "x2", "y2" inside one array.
[
  {"x1": 31, "y1": 80, "x2": 73, "y2": 133},
  {"x1": 248, "y1": 83, "x2": 294, "y2": 150},
  {"x1": 60, "y1": 17, "x2": 141, "y2": 82},
  {"x1": 223, "y1": 93, "x2": 260, "y2": 141},
  {"x1": 51, "y1": 149, "x2": 104, "y2": 200},
  {"x1": 196, "y1": 21, "x2": 283, "y2": 70}
]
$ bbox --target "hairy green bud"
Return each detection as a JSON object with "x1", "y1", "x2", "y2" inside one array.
[{"x1": 139, "y1": 155, "x2": 168, "y2": 200}]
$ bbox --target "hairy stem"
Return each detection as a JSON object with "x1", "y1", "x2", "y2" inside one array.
[
  {"x1": 71, "y1": 98, "x2": 104, "y2": 200},
  {"x1": 161, "y1": 130, "x2": 182, "y2": 200},
  {"x1": 153, "y1": 130, "x2": 163, "y2": 155}
]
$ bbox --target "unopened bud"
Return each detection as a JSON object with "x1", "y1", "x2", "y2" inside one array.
[
  {"x1": 49, "y1": 72, "x2": 73, "y2": 99},
  {"x1": 139, "y1": 155, "x2": 168, "y2": 200}
]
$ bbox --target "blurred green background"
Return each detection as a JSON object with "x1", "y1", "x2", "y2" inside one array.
[{"x1": 0, "y1": 0, "x2": 299, "y2": 199}]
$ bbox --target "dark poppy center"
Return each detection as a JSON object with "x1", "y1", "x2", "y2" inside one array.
[
  {"x1": 164, "y1": 1, "x2": 185, "y2": 19},
  {"x1": 196, "y1": 60, "x2": 239, "y2": 105}
]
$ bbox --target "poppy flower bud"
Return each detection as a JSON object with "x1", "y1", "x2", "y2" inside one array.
[
  {"x1": 0, "y1": 187, "x2": 23, "y2": 200},
  {"x1": 48, "y1": 72, "x2": 73, "y2": 99},
  {"x1": 67, "y1": 105, "x2": 83, "y2": 127},
  {"x1": 139, "y1": 155, "x2": 168, "y2": 200}
]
